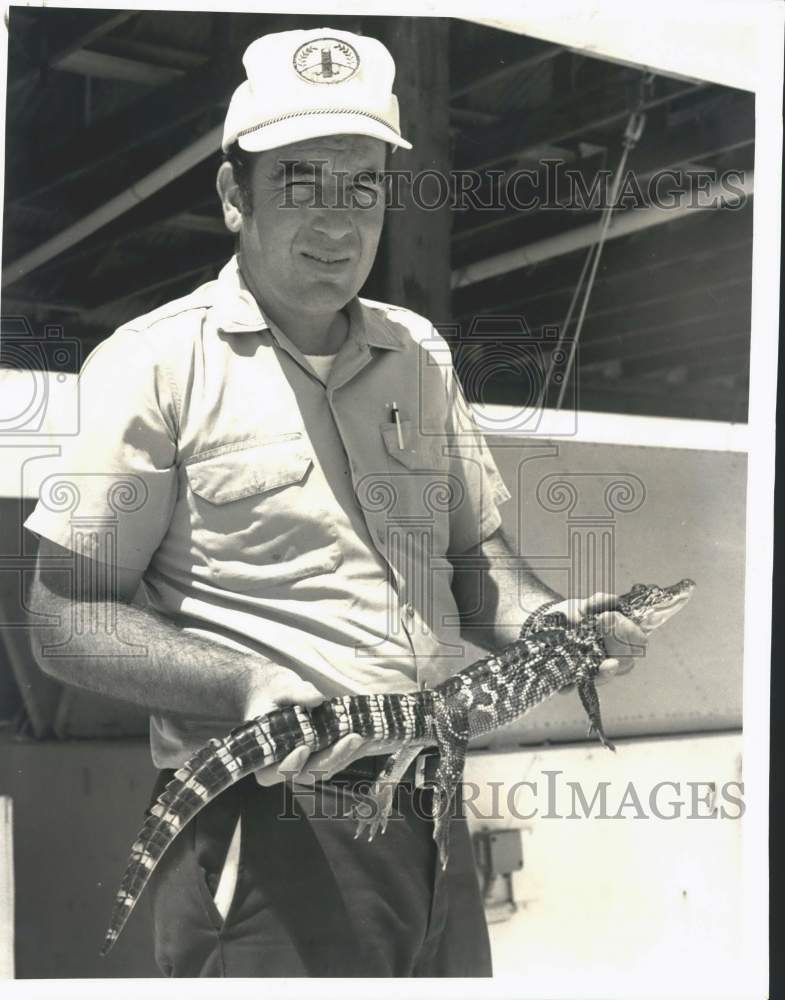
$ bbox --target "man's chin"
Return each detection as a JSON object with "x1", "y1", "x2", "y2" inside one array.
[{"x1": 297, "y1": 274, "x2": 360, "y2": 308}]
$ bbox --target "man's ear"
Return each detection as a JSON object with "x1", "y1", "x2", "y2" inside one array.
[{"x1": 216, "y1": 161, "x2": 244, "y2": 233}]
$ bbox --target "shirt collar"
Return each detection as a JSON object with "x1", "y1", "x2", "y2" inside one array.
[
  {"x1": 209, "y1": 256, "x2": 269, "y2": 335},
  {"x1": 209, "y1": 255, "x2": 407, "y2": 352},
  {"x1": 357, "y1": 300, "x2": 408, "y2": 351}
]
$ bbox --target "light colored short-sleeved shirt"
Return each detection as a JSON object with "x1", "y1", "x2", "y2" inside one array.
[{"x1": 25, "y1": 257, "x2": 510, "y2": 767}]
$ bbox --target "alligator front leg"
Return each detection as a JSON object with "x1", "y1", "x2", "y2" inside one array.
[
  {"x1": 577, "y1": 678, "x2": 616, "y2": 751},
  {"x1": 352, "y1": 741, "x2": 422, "y2": 841}
]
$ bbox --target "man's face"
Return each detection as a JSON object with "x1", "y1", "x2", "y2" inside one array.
[{"x1": 236, "y1": 134, "x2": 387, "y2": 317}]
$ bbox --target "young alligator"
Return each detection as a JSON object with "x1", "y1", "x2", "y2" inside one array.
[{"x1": 101, "y1": 579, "x2": 694, "y2": 954}]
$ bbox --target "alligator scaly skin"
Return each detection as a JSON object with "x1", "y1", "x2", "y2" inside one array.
[{"x1": 101, "y1": 579, "x2": 695, "y2": 954}]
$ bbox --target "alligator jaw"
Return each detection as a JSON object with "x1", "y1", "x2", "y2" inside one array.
[{"x1": 638, "y1": 579, "x2": 696, "y2": 634}]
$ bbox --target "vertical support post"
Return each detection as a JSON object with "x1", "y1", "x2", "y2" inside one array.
[{"x1": 376, "y1": 17, "x2": 452, "y2": 328}]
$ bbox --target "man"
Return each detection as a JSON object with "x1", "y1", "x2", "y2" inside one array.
[{"x1": 25, "y1": 27, "x2": 645, "y2": 977}]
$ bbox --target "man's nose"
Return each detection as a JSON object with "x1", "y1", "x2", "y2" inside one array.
[{"x1": 311, "y1": 208, "x2": 354, "y2": 240}]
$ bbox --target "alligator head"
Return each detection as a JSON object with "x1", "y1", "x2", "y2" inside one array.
[{"x1": 616, "y1": 579, "x2": 696, "y2": 635}]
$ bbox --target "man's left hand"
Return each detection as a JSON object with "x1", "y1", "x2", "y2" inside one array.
[{"x1": 550, "y1": 592, "x2": 647, "y2": 687}]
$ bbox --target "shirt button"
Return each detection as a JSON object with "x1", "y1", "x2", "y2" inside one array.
[{"x1": 402, "y1": 603, "x2": 415, "y2": 619}]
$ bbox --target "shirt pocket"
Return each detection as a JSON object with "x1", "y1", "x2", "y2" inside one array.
[
  {"x1": 376, "y1": 420, "x2": 455, "y2": 557},
  {"x1": 183, "y1": 436, "x2": 342, "y2": 591},
  {"x1": 186, "y1": 435, "x2": 311, "y2": 502},
  {"x1": 379, "y1": 420, "x2": 447, "y2": 471}
]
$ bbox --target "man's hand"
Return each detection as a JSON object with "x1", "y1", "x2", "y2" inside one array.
[
  {"x1": 244, "y1": 667, "x2": 370, "y2": 787},
  {"x1": 255, "y1": 734, "x2": 369, "y2": 788},
  {"x1": 549, "y1": 592, "x2": 647, "y2": 689}
]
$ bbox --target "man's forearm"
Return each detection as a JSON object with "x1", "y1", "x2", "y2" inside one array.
[
  {"x1": 450, "y1": 528, "x2": 562, "y2": 652},
  {"x1": 28, "y1": 584, "x2": 280, "y2": 721}
]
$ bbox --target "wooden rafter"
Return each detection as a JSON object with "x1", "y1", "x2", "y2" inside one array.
[{"x1": 7, "y1": 9, "x2": 137, "y2": 97}]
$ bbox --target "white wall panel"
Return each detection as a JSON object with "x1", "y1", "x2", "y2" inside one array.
[{"x1": 465, "y1": 733, "x2": 748, "y2": 996}]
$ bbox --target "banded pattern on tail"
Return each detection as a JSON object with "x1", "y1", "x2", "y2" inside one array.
[
  {"x1": 101, "y1": 579, "x2": 695, "y2": 954},
  {"x1": 101, "y1": 692, "x2": 429, "y2": 954}
]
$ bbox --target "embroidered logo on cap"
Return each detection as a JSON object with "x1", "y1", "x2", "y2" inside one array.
[{"x1": 293, "y1": 38, "x2": 360, "y2": 84}]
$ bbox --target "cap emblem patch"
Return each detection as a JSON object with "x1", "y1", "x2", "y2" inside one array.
[{"x1": 293, "y1": 38, "x2": 360, "y2": 85}]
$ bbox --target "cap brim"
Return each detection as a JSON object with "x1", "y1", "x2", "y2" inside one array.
[{"x1": 232, "y1": 112, "x2": 412, "y2": 153}]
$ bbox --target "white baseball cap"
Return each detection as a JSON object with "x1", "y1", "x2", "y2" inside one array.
[{"x1": 222, "y1": 28, "x2": 413, "y2": 154}]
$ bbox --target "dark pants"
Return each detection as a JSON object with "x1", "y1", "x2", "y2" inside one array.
[{"x1": 148, "y1": 764, "x2": 492, "y2": 977}]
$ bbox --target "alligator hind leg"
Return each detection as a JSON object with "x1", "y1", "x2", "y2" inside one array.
[
  {"x1": 431, "y1": 742, "x2": 467, "y2": 870},
  {"x1": 430, "y1": 702, "x2": 470, "y2": 869},
  {"x1": 352, "y1": 741, "x2": 422, "y2": 842}
]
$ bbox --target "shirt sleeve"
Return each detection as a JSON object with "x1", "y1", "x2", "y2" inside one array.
[
  {"x1": 24, "y1": 327, "x2": 179, "y2": 572},
  {"x1": 442, "y1": 358, "x2": 512, "y2": 555}
]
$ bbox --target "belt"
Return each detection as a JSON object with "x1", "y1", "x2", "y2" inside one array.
[{"x1": 325, "y1": 751, "x2": 440, "y2": 788}]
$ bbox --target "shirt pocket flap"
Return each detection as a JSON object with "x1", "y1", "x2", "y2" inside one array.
[
  {"x1": 380, "y1": 420, "x2": 447, "y2": 471},
  {"x1": 185, "y1": 438, "x2": 312, "y2": 504}
]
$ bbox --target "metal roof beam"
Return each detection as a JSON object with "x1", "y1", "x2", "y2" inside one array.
[
  {"x1": 451, "y1": 42, "x2": 563, "y2": 99},
  {"x1": 7, "y1": 62, "x2": 231, "y2": 206},
  {"x1": 452, "y1": 93, "x2": 754, "y2": 248},
  {"x1": 453, "y1": 206, "x2": 752, "y2": 316},
  {"x1": 55, "y1": 48, "x2": 184, "y2": 85},
  {"x1": 456, "y1": 76, "x2": 707, "y2": 171},
  {"x1": 7, "y1": 9, "x2": 136, "y2": 97},
  {"x1": 2, "y1": 126, "x2": 224, "y2": 287},
  {"x1": 451, "y1": 171, "x2": 753, "y2": 289}
]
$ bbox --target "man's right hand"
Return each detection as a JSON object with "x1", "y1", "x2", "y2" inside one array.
[{"x1": 245, "y1": 667, "x2": 369, "y2": 787}]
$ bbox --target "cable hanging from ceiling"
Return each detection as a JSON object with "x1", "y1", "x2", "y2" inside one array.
[{"x1": 548, "y1": 71, "x2": 656, "y2": 410}]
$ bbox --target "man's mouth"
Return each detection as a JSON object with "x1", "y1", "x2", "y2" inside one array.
[{"x1": 301, "y1": 251, "x2": 351, "y2": 266}]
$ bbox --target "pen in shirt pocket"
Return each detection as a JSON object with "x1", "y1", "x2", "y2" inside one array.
[{"x1": 390, "y1": 401, "x2": 405, "y2": 450}]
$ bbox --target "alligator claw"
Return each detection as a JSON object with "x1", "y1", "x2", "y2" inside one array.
[
  {"x1": 589, "y1": 724, "x2": 616, "y2": 752},
  {"x1": 350, "y1": 780, "x2": 396, "y2": 842}
]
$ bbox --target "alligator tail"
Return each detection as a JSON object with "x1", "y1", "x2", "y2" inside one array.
[{"x1": 100, "y1": 706, "x2": 313, "y2": 955}]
